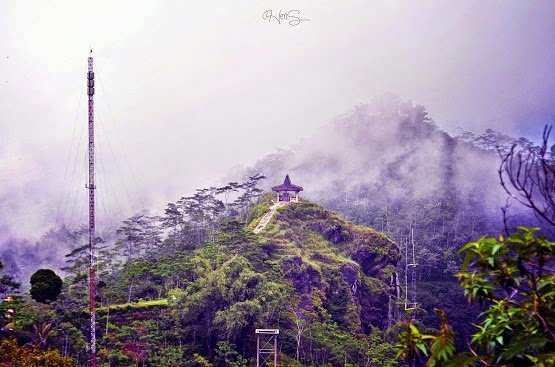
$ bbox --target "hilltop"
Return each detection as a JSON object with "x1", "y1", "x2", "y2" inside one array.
[
  {"x1": 1, "y1": 194, "x2": 401, "y2": 367},
  {"x1": 240, "y1": 96, "x2": 540, "y2": 255},
  {"x1": 250, "y1": 194, "x2": 400, "y2": 331}
]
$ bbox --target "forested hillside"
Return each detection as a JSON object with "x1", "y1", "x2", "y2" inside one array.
[
  {"x1": 1, "y1": 97, "x2": 552, "y2": 366},
  {"x1": 243, "y1": 96, "x2": 540, "y2": 252},
  {"x1": 1, "y1": 192, "x2": 405, "y2": 366},
  {"x1": 234, "y1": 96, "x2": 547, "y2": 348},
  {"x1": 2, "y1": 97, "x2": 541, "y2": 290}
]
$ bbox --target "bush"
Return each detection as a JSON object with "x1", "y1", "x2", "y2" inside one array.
[
  {"x1": 30, "y1": 269, "x2": 63, "y2": 303},
  {"x1": 0, "y1": 337, "x2": 74, "y2": 367}
]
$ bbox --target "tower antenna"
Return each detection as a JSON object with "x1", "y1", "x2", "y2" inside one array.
[
  {"x1": 87, "y1": 50, "x2": 97, "y2": 367},
  {"x1": 404, "y1": 225, "x2": 418, "y2": 311}
]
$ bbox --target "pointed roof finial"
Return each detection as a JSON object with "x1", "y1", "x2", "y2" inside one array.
[{"x1": 271, "y1": 174, "x2": 303, "y2": 192}]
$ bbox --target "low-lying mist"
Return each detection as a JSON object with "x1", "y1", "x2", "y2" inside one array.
[{"x1": 1, "y1": 95, "x2": 545, "y2": 287}]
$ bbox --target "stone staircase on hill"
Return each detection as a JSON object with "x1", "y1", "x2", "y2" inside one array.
[{"x1": 253, "y1": 202, "x2": 284, "y2": 233}]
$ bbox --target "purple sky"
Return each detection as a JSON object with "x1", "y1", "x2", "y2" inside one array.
[{"x1": 1, "y1": 1, "x2": 554, "y2": 238}]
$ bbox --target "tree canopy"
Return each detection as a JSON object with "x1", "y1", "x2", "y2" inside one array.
[
  {"x1": 397, "y1": 227, "x2": 555, "y2": 366},
  {"x1": 30, "y1": 269, "x2": 63, "y2": 303}
]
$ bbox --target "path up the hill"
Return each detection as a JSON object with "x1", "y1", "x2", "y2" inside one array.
[{"x1": 253, "y1": 202, "x2": 283, "y2": 233}]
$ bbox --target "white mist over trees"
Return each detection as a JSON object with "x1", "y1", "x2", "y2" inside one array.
[
  {"x1": 237, "y1": 96, "x2": 544, "y2": 281},
  {"x1": 1, "y1": 96, "x2": 547, "y2": 288}
]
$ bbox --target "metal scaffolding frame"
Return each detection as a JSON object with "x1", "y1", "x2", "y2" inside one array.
[
  {"x1": 256, "y1": 329, "x2": 279, "y2": 367},
  {"x1": 404, "y1": 227, "x2": 418, "y2": 311}
]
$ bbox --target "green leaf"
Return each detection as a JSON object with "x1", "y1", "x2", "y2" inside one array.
[
  {"x1": 417, "y1": 343, "x2": 428, "y2": 356},
  {"x1": 409, "y1": 323, "x2": 420, "y2": 335}
]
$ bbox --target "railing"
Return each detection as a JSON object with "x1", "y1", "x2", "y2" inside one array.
[{"x1": 279, "y1": 196, "x2": 299, "y2": 203}]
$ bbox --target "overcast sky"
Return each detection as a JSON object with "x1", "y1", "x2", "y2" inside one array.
[{"x1": 1, "y1": 1, "x2": 554, "y2": 237}]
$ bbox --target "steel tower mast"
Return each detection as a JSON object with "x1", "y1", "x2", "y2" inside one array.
[
  {"x1": 87, "y1": 50, "x2": 97, "y2": 367},
  {"x1": 404, "y1": 226, "x2": 418, "y2": 311}
]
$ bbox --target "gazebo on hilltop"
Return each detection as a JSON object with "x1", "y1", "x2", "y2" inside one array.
[{"x1": 272, "y1": 174, "x2": 303, "y2": 203}]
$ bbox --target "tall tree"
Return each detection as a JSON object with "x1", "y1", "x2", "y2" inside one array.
[
  {"x1": 0, "y1": 260, "x2": 20, "y2": 299},
  {"x1": 116, "y1": 214, "x2": 161, "y2": 260},
  {"x1": 499, "y1": 125, "x2": 555, "y2": 230}
]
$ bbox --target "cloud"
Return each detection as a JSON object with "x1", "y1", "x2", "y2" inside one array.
[{"x1": 1, "y1": 1, "x2": 553, "y2": 244}]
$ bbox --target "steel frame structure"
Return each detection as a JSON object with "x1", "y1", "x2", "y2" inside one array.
[
  {"x1": 256, "y1": 329, "x2": 279, "y2": 367},
  {"x1": 404, "y1": 227, "x2": 418, "y2": 311},
  {"x1": 87, "y1": 51, "x2": 97, "y2": 367}
]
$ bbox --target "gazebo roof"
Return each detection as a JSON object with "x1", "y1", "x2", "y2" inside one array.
[{"x1": 272, "y1": 174, "x2": 303, "y2": 192}]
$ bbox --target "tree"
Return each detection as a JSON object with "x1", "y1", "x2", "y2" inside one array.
[
  {"x1": 30, "y1": 269, "x2": 63, "y2": 303},
  {"x1": 396, "y1": 227, "x2": 555, "y2": 366},
  {"x1": 116, "y1": 213, "x2": 162, "y2": 260},
  {"x1": 291, "y1": 311, "x2": 308, "y2": 361},
  {"x1": 214, "y1": 341, "x2": 250, "y2": 367},
  {"x1": 0, "y1": 260, "x2": 20, "y2": 298},
  {"x1": 0, "y1": 337, "x2": 75, "y2": 367},
  {"x1": 499, "y1": 125, "x2": 555, "y2": 230},
  {"x1": 396, "y1": 322, "x2": 434, "y2": 367},
  {"x1": 457, "y1": 228, "x2": 554, "y2": 365}
]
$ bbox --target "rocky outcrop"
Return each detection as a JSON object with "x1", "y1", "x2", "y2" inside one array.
[{"x1": 253, "y1": 198, "x2": 400, "y2": 331}]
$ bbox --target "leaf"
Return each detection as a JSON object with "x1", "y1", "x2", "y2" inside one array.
[
  {"x1": 444, "y1": 352, "x2": 482, "y2": 367},
  {"x1": 459, "y1": 241, "x2": 478, "y2": 253},
  {"x1": 487, "y1": 257, "x2": 494, "y2": 267},
  {"x1": 409, "y1": 323, "x2": 420, "y2": 335},
  {"x1": 417, "y1": 342, "x2": 428, "y2": 356},
  {"x1": 499, "y1": 336, "x2": 549, "y2": 360}
]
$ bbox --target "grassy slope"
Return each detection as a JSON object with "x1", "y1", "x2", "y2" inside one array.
[
  {"x1": 250, "y1": 193, "x2": 400, "y2": 330},
  {"x1": 97, "y1": 298, "x2": 168, "y2": 313},
  {"x1": 252, "y1": 193, "x2": 399, "y2": 272},
  {"x1": 97, "y1": 195, "x2": 400, "y2": 342}
]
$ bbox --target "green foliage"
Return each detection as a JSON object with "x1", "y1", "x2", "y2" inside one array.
[
  {"x1": 96, "y1": 298, "x2": 168, "y2": 313},
  {"x1": 6, "y1": 187, "x2": 401, "y2": 366},
  {"x1": 360, "y1": 328, "x2": 399, "y2": 367},
  {"x1": 192, "y1": 353, "x2": 213, "y2": 367},
  {"x1": 427, "y1": 309, "x2": 456, "y2": 367},
  {"x1": 0, "y1": 337, "x2": 75, "y2": 367},
  {"x1": 167, "y1": 287, "x2": 186, "y2": 306},
  {"x1": 30, "y1": 269, "x2": 63, "y2": 303},
  {"x1": 214, "y1": 341, "x2": 250, "y2": 367},
  {"x1": 458, "y1": 227, "x2": 555, "y2": 365},
  {"x1": 397, "y1": 227, "x2": 555, "y2": 366},
  {"x1": 149, "y1": 345, "x2": 185, "y2": 367},
  {"x1": 247, "y1": 202, "x2": 271, "y2": 230},
  {"x1": 0, "y1": 260, "x2": 20, "y2": 299},
  {"x1": 396, "y1": 322, "x2": 435, "y2": 366},
  {"x1": 413, "y1": 280, "x2": 482, "y2": 351}
]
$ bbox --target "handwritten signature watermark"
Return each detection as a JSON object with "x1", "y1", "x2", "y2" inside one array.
[{"x1": 261, "y1": 10, "x2": 310, "y2": 26}]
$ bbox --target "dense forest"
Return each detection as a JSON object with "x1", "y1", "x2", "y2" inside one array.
[
  {"x1": 1, "y1": 182, "x2": 403, "y2": 366},
  {"x1": 1, "y1": 98, "x2": 553, "y2": 366},
  {"x1": 237, "y1": 97, "x2": 552, "y2": 350}
]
